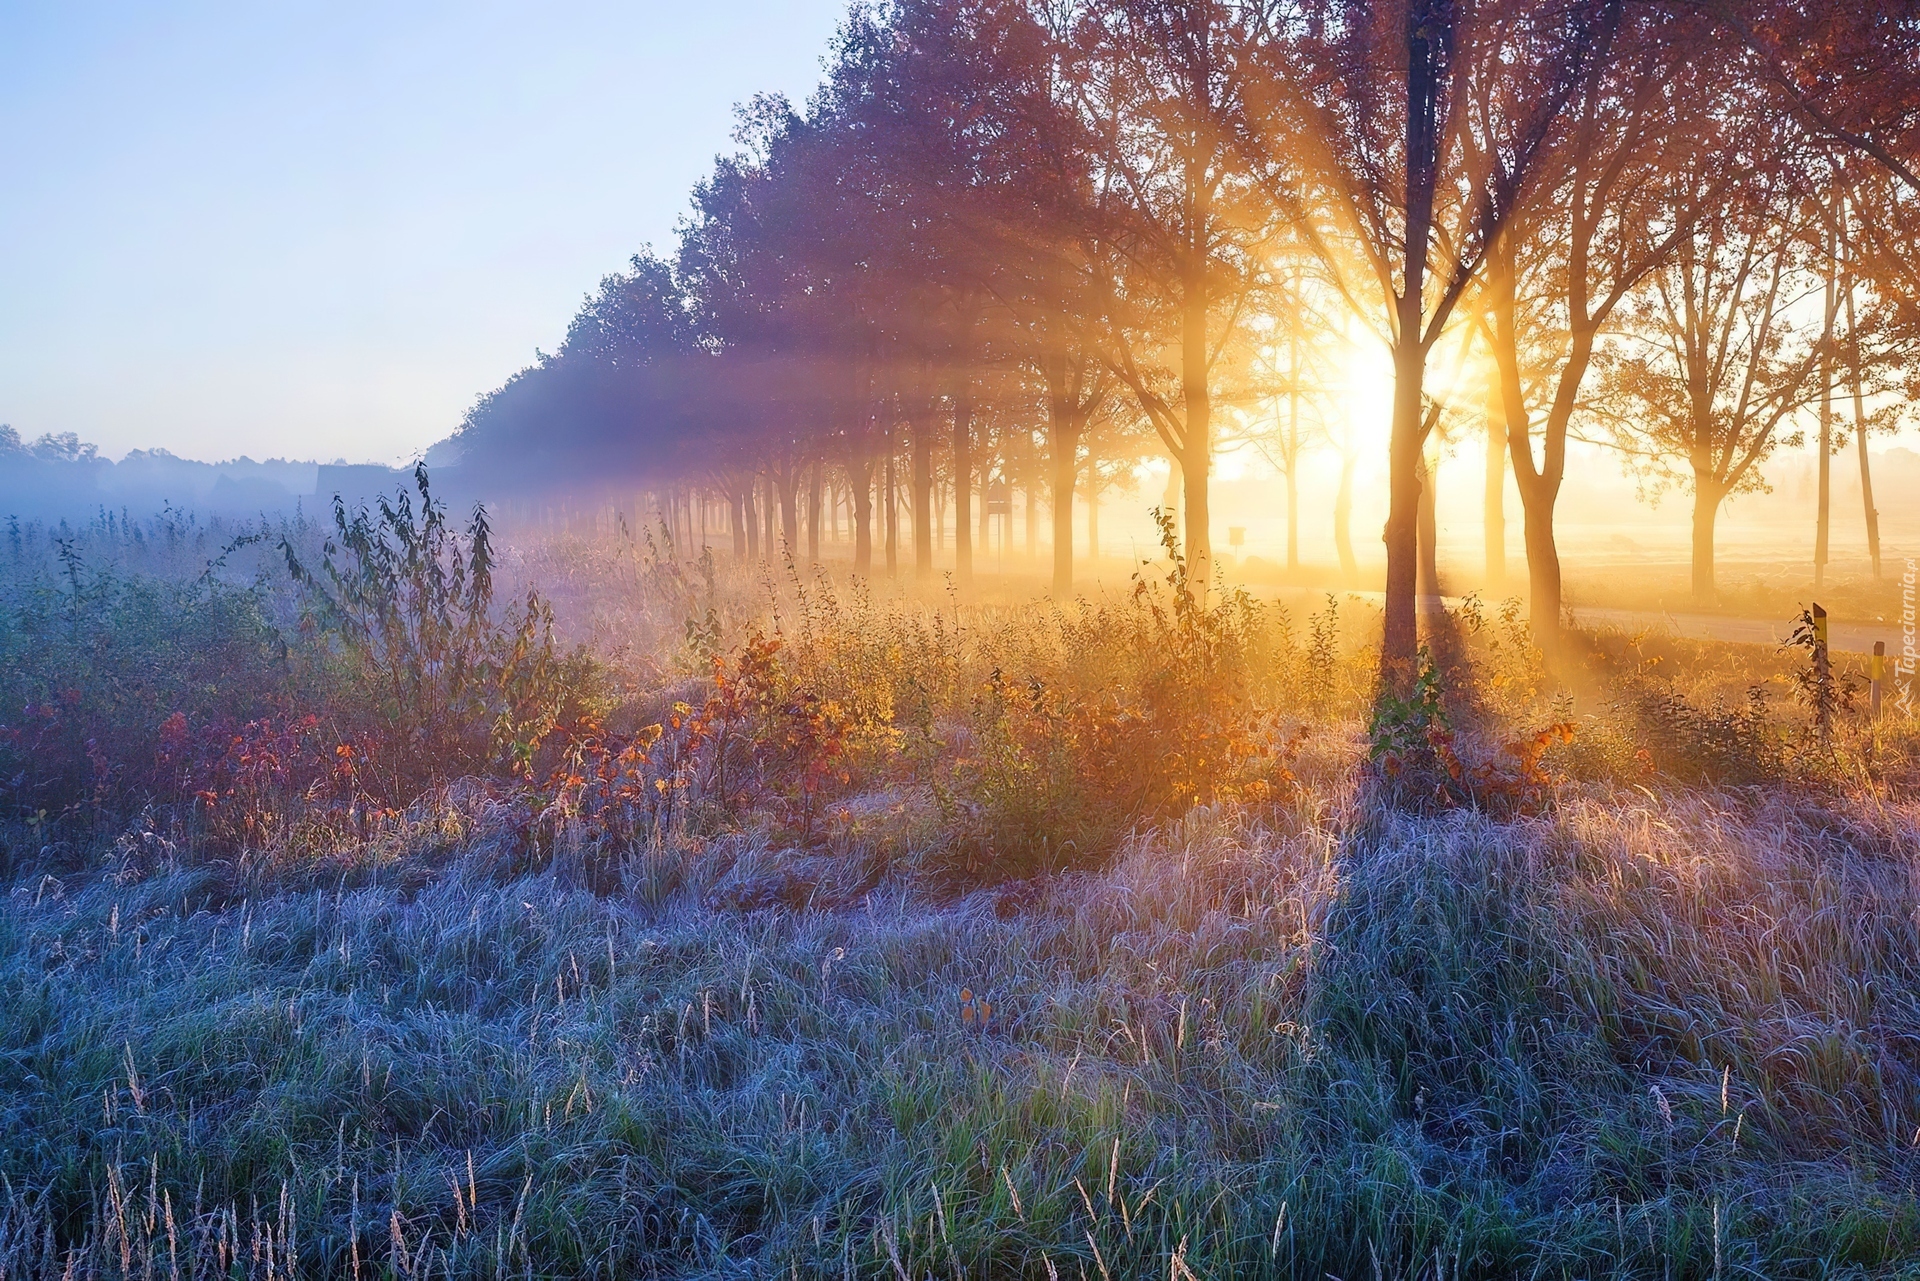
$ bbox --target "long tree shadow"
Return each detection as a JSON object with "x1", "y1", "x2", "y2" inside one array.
[{"x1": 1417, "y1": 583, "x2": 1499, "y2": 741}]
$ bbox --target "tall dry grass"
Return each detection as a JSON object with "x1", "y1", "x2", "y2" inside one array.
[{"x1": 3, "y1": 506, "x2": 1919, "y2": 1277}]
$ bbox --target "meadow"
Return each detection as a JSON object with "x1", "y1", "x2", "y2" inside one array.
[{"x1": 2, "y1": 483, "x2": 1918, "y2": 1279}]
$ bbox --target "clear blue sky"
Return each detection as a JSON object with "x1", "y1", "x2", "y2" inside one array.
[{"x1": 0, "y1": 1, "x2": 846, "y2": 464}]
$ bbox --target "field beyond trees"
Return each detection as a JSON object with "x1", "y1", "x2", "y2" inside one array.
[{"x1": 2, "y1": 492, "x2": 1918, "y2": 1279}]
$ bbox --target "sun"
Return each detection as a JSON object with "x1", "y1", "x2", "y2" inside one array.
[{"x1": 1329, "y1": 329, "x2": 1396, "y2": 458}]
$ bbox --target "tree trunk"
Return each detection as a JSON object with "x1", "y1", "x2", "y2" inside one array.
[
  {"x1": 1083, "y1": 443, "x2": 1100, "y2": 564},
  {"x1": 979, "y1": 469, "x2": 991, "y2": 554},
  {"x1": 1051, "y1": 421, "x2": 1079, "y2": 595},
  {"x1": 1484, "y1": 400, "x2": 1505, "y2": 589},
  {"x1": 1018, "y1": 428, "x2": 1036, "y2": 564},
  {"x1": 1179, "y1": 280, "x2": 1211, "y2": 595},
  {"x1": 1691, "y1": 484, "x2": 1720, "y2": 604},
  {"x1": 806, "y1": 462, "x2": 822, "y2": 563},
  {"x1": 1333, "y1": 452, "x2": 1358, "y2": 580},
  {"x1": 779, "y1": 472, "x2": 798, "y2": 558},
  {"x1": 731, "y1": 489, "x2": 748, "y2": 560},
  {"x1": 1855, "y1": 382, "x2": 1881, "y2": 581},
  {"x1": 884, "y1": 441, "x2": 898, "y2": 576},
  {"x1": 762, "y1": 476, "x2": 775, "y2": 559},
  {"x1": 1417, "y1": 449, "x2": 1440, "y2": 604},
  {"x1": 743, "y1": 485, "x2": 760, "y2": 561},
  {"x1": 1382, "y1": 340, "x2": 1428, "y2": 678},
  {"x1": 1183, "y1": 458, "x2": 1211, "y2": 594},
  {"x1": 1490, "y1": 242, "x2": 1575, "y2": 657},
  {"x1": 911, "y1": 412, "x2": 933, "y2": 579},
  {"x1": 1286, "y1": 336, "x2": 1302, "y2": 571},
  {"x1": 1382, "y1": 0, "x2": 1444, "y2": 687},
  {"x1": 1285, "y1": 463, "x2": 1300, "y2": 572},
  {"x1": 1846, "y1": 284, "x2": 1881, "y2": 579},
  {"x1": 1088, "y1": 475, "x2": 1101, "y2": 562},
  {"x1": 1521, "y1": 492, "x2": 1561, "y2": 647},
  {"x1": 1024, "y1": 478, "x2": 1038, "y2": 563},
  {"x1": 1816, "y1": 293, "x2": 1833, "y2": 589},
  {"x1": 953, "y1": 385, "x2": 972, "y2": 586},
  {"x1": 852, "y1": 457, "x2": 873, "y2": 575},
  {"x1": 1508, "y1": 462, "x2": 1566, "y2": 660}
]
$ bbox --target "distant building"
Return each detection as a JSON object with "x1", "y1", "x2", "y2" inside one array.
[{"x1": 314, "y1": 464, "x2": 412, "y2": 504}]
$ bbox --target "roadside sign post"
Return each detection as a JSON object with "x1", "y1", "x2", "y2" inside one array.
[
  {"x1": 986, "y1": 481, "x2": 1010, "y2": 572},
  {"x1": 1872, "y1": 640, "x2": 1886, "y2": 721},
  {"x1": 1813, "y1": 603, "x2": 1831, "y2": 746}
]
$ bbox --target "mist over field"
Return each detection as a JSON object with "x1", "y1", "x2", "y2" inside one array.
[{"x1": 5, "y1": 2, "x2": 1920, "y2": 1278}]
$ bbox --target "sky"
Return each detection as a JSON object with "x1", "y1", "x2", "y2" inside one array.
[{"x1": 0, "y1": 1, "x2": 846, "y2": 464}]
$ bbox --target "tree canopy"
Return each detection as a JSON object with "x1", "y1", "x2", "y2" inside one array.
[{"x1": 447, "y1": 0, "x2": 1920, "y2": 682}]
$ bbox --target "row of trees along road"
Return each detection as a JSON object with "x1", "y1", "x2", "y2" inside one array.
[{"x1": 451, "y1": 0, "x2": 1920, "y2": 688}]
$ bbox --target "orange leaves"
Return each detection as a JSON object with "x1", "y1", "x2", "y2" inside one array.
[
  {"x1": 1368, "y1": 649, "x2": 1578, "y2": 815},
  {"x1": 150, "y1": 712, "x2": 381, "y2": 851},
  {"x1": 1503, "y1": 721, "x2": 1576, "y2": 780},
  {"x1": 951, "y1": 655, "x2": 1299, "y2": 878},
  {"x1": 959, "y1": 987, "x2": 993, "y2": 1029},
  {"x1": 537, "y1": 629, "x2": 866, "y2": 847},
  {"x1": 1440, "y1": 721, "x2": 1579, "y2": 815},
  {"x1": 157, "y1": 711, "x2": 191, "y2": 756}
]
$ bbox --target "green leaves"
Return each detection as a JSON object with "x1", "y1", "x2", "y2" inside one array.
[{"x1": 282, "y1": 466, "x2": 594, "y2": 794}]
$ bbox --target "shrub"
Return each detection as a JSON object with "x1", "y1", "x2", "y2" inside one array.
[
  {"x1": 544, "y1": 631, "x2": 855, "y2": 850},
  {"x1": 1616, "y1": 681, "x2": 1785, "y2": 786},
  {"x1": 0, "y1": 542, "x2": 299, "y2": 841},
  {"x1": 0, "y1": 472, "x2": 615, "y2": 869},
  {"x1": 925, "y1": 514, "x2": 1313, "y2": 878},
  {"x1": 538, "y1": 515, "x2": 1335, "y2": 884},
  {"x1": 1366, "y1": 648, "x2": 1575, "y2": 815},
  {"x1": 282, "y1": 465, "x2": 605, "y2": 798}
]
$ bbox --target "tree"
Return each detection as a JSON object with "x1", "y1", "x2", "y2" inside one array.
[
  {"x1": 1080, "y1": 397, "x2": 1154, "y2": 562},
  {"x1": 1477, "y1": 3, "x2": 1718, "y2": 652},
  {"x1": 1261, "y1": 0, "x2": 1609, "y2": 682},
  {"x1": 1825, "y1": 163, "x2": 1920, "y2": 580},
  {"x1": 1599, "y1": 156, "x2": 1834, "y2": 602},
  {"x1": 0, "y1": 428, "x2": 101, "y2": 464},
  {"x1": 1243, "y1": 271, "x2": 1342, "y2": 572},
  {"x1": 451, "y1": 250, "x2": 707, "y2": 498},
  {"x1": 1706, "y1": 1, "x2": 1920, "y2": 197},
  {"x1": 1081, "y1": 0, "x2": 1276, "y2": 597}
]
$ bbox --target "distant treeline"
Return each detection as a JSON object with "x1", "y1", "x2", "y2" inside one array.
[{"x1": 0, "y1": 425, "x2": 414, "y2": 522}]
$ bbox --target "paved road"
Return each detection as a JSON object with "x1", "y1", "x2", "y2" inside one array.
[
  {"x1": 1338, "y1": 590, "x2": 1908, "y2": 657},
  {"x1": 1566, "y1": 606, "x2": 1903, "y2": 657}
]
